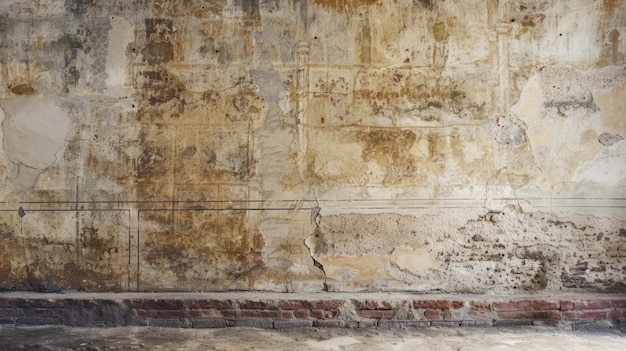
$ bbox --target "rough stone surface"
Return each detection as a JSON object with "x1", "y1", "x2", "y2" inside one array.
[{"x1": 0, "y1": 1, "x2": 624, "y2": 294}]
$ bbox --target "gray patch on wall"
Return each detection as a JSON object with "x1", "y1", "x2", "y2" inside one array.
[
  {"x1": 492, "y1": 114, "x2": 527, "y2": 145},
  {"x1": 0, "y1": 97, "x2": 73, "y2": 189},
  {"x1": 598, "y1": 132, "x2": 623, "y2": 146}
]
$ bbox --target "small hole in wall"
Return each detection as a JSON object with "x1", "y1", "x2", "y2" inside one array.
[
  {"x1": 501, "y1": 253, "x2": 505, "y2": 257},
  {"x1": 511, "y1": 19, "x2": 515, "y2": 22},
  {"x1": 314, "y1": 36, "x2": 318, "y2": 39},
  {"x1": 215, "y1": 50, "x2": 219, "y2": 53},
  {"x1": 132, "y1": 104, "x2": 135, "y2": 108},
  {"x1": 559, "y1": 33, "x2": 563, "y2": 36}
]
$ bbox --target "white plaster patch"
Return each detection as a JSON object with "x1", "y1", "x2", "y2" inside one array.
[
  {"x1": 0, "y1": 97, "x2": 72, "y2": 189},
  {"x1": 106, "y1": 18, "x2": 134, "y2": 88},
  {"x1": 390, "y1": 247, "x2": 440, "y2": 274}
]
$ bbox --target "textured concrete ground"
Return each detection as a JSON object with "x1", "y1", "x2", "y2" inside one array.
[{"x1": 1, "y1": 325, "x2": 625, "y2": 351}]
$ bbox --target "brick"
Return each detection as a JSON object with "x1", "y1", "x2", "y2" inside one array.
[
  {"x1": 282, "y1": 300, "x2": 311, "y2": 310},
  {"x1": 575, "y1": 310, "x2": 610, "y2": 320},
  {"x1": 562, "y1": 311, "x2": 578, "y2": 320},
  {"x1": 313, "y1": 319, "x2": 345, "y2": 328},
  {"x1": 274, "y1": 320, "x2": 313, "y2": 329},
  {"x1": 469, "y1": 301, "x2": 491, "y2": 311},
  {"x1": 233, "y1": 318, "x2": 273, "y2": 329},
  {"x1": 142, "y1": 299, "x2": 185, "y2": 310},
  {"x1": 310, "y1": 309, "x2": 324, "y2": 319},
  {"x1": 198, "y1": 308, "x2": 223, "y2": 318},
  {"x1": 310, "y1": 309, "x2": 337, "y2": 319},
  {"x1": 413, "y1": 300, "x2": 450, "y2": 309},
  {"x1": 137, "y1": 309, "x2": 200, "y2": 319},
  {"x1": 469, "y1": 302, "x2": 492, "y2": 317},
  {"x1": 313, "y1": 300, "x2": 343, "y2": 310},
  {"x1": 574, "y1": 300, "x2": 612, "y2": 310},
  {"x1": 44, "y1": 316, "x2": 62, "y2": 325},
  {"x1": 424, "y1": 309, "x2": 442, "y2": 320},
  {"x1": 346, "y1": 321, "x2": 359, "y2": 329},
  {"x1": 460, "y1": 320, "x2": 492, "y2": 327},
  {"x1": 358, "y1": 320, "x2": 378, "y2": 328},
  {"x1": 532, "y1": 320, "x2": 559, "y2": 326},
  {"x1": 431, "y1": 321, "x2": 462, "y2": 327},
  {"x1": 220, "y1": 309, "x2": 238, "y2": 318},
  {"x1": 379, "y1": 320, "x2": 430, "y2": 328},
  {"x1": 450, "y1": 301, "x2": 465, "y2": 309},
  {"x1": 560, "y1": 301, "x2": 575, "y2": 311},
  {"x1": 492, "y1": 300, "x2": 558, "y2": 311},
  {"x1": 363, "y1": 300, "x2": 395, "y2": 310},
  {"x1": 611, "y1": 300, "x2": 626, "y2": 309},
  {"x1": 146, "y1": 318, "x2": 183, "y2": 328},
  {"x1": 127, "y1": 299, "x2": 144, "y2": 309},
  {"x1": 0, "y1": 308, "x2": 24, "y2": 317},
  {"x1": 494, "y1": 319, "x2": 534, "y2": 326},
  {"x1": 293, "y1": 310, "x2": 309, "y2": 319},
  {"x1": 443, "y1": 310, "x2": 452, "y2": 320},
  {"x1": 187, "y1": 300, "x2": 234, "y2": 310},
  {"x1": 0, "y1": 317, "x2": 15, "y2": 324},
  {"x1": 239, "y1": 309, "x2": 281, "y2": 318},
  {"x1": 239, "y1": 301, "x2": 277, "y2": 310},
  {"x1": 191, "y1": 318, "x2": 226, "y2": 328},
  {"x1": 280, "y1": 311, "x2": 295, "y2": 319},
  {"x1": 496, "y1": 311, "x2": 562, "y2": 321},
  {"x1": 357, "y1": 310, "x2": 394, "y2": 319},
  {"x1": 16, "y1": 317, "x2": 44, "y2": 325}
]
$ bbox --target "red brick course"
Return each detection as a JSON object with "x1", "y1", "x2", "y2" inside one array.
[{"x1": 0, "y1": 294, "x2": 624, "y2": 329}]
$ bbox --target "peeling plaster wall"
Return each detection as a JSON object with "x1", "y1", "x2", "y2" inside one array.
[{"x1": 0, "y1": 0, "x2": 624, "y2": 293}]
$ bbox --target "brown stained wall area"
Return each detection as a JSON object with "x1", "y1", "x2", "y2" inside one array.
[{"x1": 0, "y1": 0, "x2": 624, "y2": 294}]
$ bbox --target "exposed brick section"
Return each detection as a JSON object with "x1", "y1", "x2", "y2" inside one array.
[
  {"x1": 611, "y1": 300, "x2": 626, "y2": 308},
  {"x1": 314, "y1": 319, "x2": 345, "y2": 328},
  {"x1": 282, "y1": 300, "x2": 312, "y2": 310},
  {"x1": 142, "y1": 299, "x2": 185, "y2": 310},
  {"x1": 187, "y1": 299, "x2": 234, "y2": 310},
  {"x1": 239, "y1": 301, "x2": 278, "y2": 310},
  {"x1": 424, "y1": 309, "x2": 443, "y2": 320},
  {"x1": 191, "y1": 318, "x2": 226, "y2": 328},
  {"x1": 0, "y1": 293, "x2": 623, "y2": 329},
  {"x1": 357, "y1": 310, "x2": 394, "y2": 319},
  {"x1": 496, "y1": 311, "x2": 562, "y2": 321},
  {"x1": 312, "y1": 300, "x2": 344, "y2": 310},
  {"x1": 413, "y1": 300, "x2": 450, "y2": 309},
  {"x1": 469, "y1": 301, "x2": 491, "y2": 316},
  {"x1": 293, "y1": 310, "x2": 309, "y2": 319},
  {"x1": 560, "y1": 301, "x2": 575, "y2": 311},
  {"x1": 491, "y1": 300, "x2": 558, "y2": 311},
  {"x1": 274, "y1": 319, "x2": 313, "y2": 329},
  {"x1": 450, "y1": 301, "x2": 465, "y2": 309},
  {"x1": 573, "y1": 300, "x2": 611, "y2": 310}
]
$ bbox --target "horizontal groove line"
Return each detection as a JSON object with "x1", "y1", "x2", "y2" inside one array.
[{"x1": 16, "y1": 197, "x2": 626, "y2": 204}]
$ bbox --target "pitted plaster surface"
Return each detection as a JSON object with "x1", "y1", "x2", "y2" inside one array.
[{"x1": 0, "y1": 0, "x2": 624, "y2": 293}]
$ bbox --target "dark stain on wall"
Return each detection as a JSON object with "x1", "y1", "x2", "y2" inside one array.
[
  {"x1": 141, "y1": 19, "x2": 175, "y2": 65},
  {"x1": 311, "y1": 0, "x2": 380, "y2": 13},
  {"x1": 359, "y1": 129, "x2": 417, "y2": 184}
]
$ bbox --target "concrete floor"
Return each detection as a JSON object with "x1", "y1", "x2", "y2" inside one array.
[{"x1": 0, "y1": 326, "x2": 625, "y2": 351}]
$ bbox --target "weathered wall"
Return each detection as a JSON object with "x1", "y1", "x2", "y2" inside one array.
[{"x1": 0, "y1": 0, "x2": 624, "y2": 293}]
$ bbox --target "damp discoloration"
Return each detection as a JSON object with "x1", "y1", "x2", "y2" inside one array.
[
  {"x1": 311, "y1": 0, "x2": 380, "y2": 13},
  {"x1": 0, "y1": 0, "x2": 624, "y2": 294}
]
